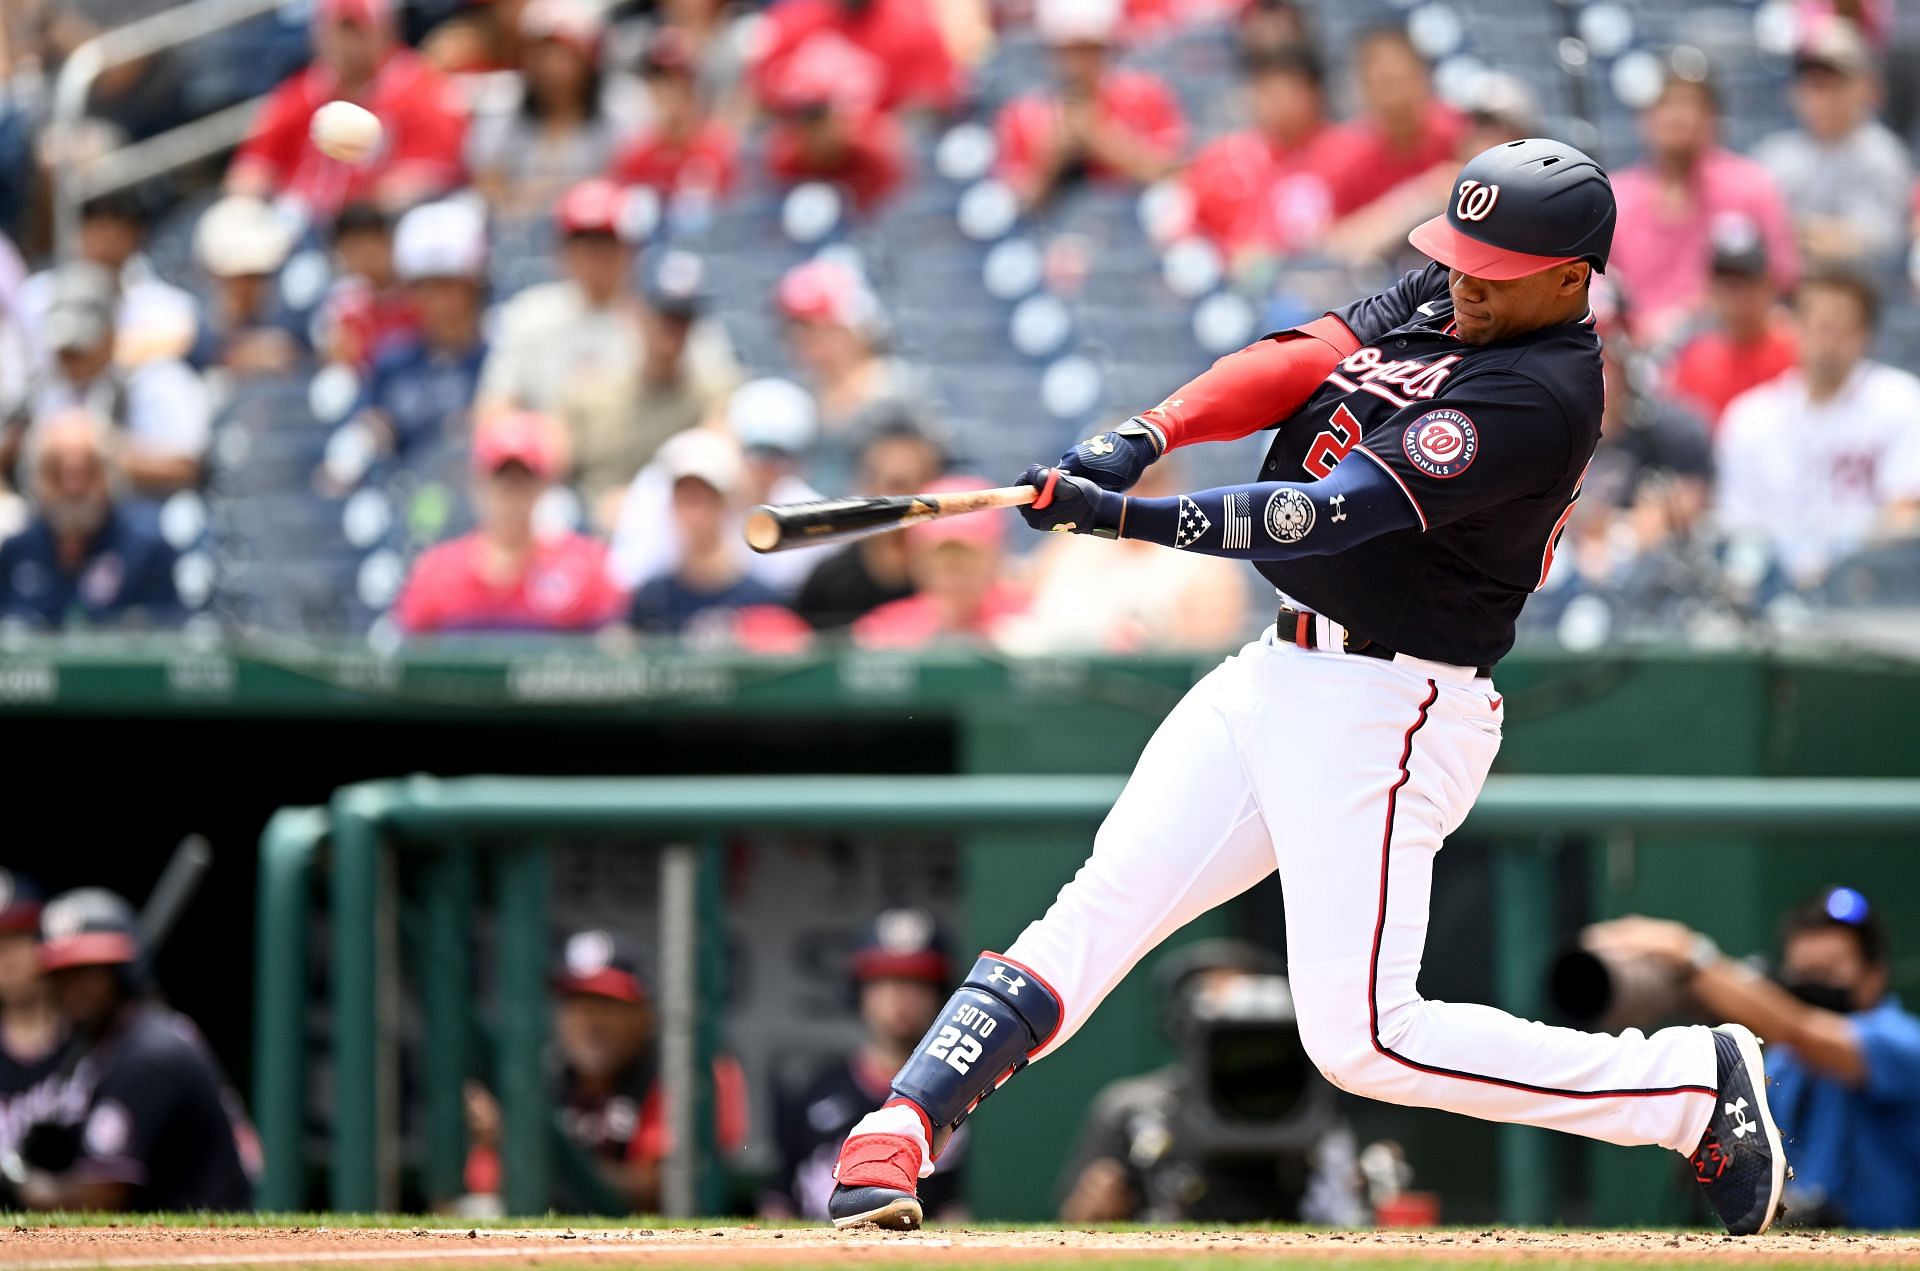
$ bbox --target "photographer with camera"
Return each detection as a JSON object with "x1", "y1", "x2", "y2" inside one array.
[
  {"x1": 1583, "y1": 887, "x2": 1920, "y2": 1229},
  {"x1": 0, "y1": 889, "x2": 253, "y2": 1212},
  {"x1": 1055, "y1": 940, "x2": 1363, "y2": 1224}
]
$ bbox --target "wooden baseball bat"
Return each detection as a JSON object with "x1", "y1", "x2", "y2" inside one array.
[{"x1": 744, "y1": 484, "x2": 1041, "y2": 553}]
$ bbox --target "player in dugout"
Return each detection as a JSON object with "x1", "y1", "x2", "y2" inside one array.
[
  {"x1": 1586, "y1": 887, "x2": 1920, "y2": 1230},
  {"x1": 823, "y1": 138, "x2": 1790, "y2": 1237}
]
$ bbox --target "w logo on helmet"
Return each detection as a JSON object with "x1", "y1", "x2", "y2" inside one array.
[{"x1": 1456, "y1": 180, "x2": 1501, "y2": 222}]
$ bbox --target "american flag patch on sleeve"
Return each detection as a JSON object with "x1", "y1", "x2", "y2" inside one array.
[{"x1": 1221, "y1": 491, "x2": 1252, "y2": 551}]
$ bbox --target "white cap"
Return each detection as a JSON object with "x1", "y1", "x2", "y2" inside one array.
[
  {"x1": 195, "y1": 196, "x2": 295, "y2": 278},
  {"x1": 657, "y1": 428, "x2": 745, "y2": 496},
  {"x1": 394, "y1": 199, "x2": 488, "y2": 281},
  {"x1": 727, "y1": 378, "x2": 817, "y2": 455},
  {"x1": 1036, "y1": 0, "x2": 1121, "y2": 45}
]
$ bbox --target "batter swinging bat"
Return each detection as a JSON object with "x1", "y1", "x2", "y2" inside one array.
[{"x1": 744, "y1": 483, "x2": 1043, "y2": 553}]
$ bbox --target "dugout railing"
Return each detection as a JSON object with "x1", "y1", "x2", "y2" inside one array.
[{"x1": 254, "y1": 774, "x2": 1920, "y2": 1221}]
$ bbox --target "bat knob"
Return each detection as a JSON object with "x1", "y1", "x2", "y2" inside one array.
[{"x1": 744, "y1": 507, "x2": 782, "y2": 554}]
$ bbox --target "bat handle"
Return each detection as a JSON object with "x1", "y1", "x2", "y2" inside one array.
[{"x1": 1028, "y1": 470, "x2": 1060, "y2": 511}]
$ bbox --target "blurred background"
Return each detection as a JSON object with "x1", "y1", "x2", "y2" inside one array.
[{"x1": 1, "y1": 0, "x2": 1918, "y2": 1235}]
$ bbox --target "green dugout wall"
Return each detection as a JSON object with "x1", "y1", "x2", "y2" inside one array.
[{"x1": 6, "y1": 638, "x2": 1920, "y2": 1223}]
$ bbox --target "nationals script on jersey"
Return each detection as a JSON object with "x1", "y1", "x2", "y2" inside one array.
[{"x1": 1251, "y1": 263, "x2": 1603, "y2": 666}]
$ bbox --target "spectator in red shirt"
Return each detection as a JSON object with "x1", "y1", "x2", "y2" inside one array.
[
  {"x1": 1180, "y1": 45, "x2": 1336, "y2": 263},
  {"x1": 853, "y1": 476, "x2": 1028, "y2": 648},
  {"x1": 394, "y1": 411, "x2": 626, "y2": 635},
  {"x1": 1609, "y1": 69, "x2": 1799, "y2": 346},
  {"x1": 995, "y1": 0, "x2": 1187, "y2": 209},
  {"x1": 1667, "y1": 220, "x2": 1800, "y2": 430},
  {"x1": 317, "y1": 202, "x2": 420, "y2": 372},
  {"x1": 751, "y1": 0, "x2": 962, "y2": 118},
  {"x1": 609, "y1": 28, "x2": 739, "y2": 203},
  {"x1": 227, "y1": 0, "x2": 469, "y2": 221},
  {"x1": 1316, "y1": 26, "x2": 1466, "y2": 222},
  {"x1": 762, "y1": 51, "x2": 909, "y2": 214}
]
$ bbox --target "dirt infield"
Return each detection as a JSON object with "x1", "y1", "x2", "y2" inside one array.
[{"x1": 3, "y1": 1225, "x2": 1920, "y2": 1270}]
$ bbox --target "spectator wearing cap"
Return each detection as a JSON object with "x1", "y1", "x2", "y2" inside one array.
[
  {"x1": 349, "y1": 199, "x2": 490, "y2": 462},
  {"x1": 16, "y1": 191, "x2": 198, "y2": 373},
  {"x1": 1, "y1": 888, "x2": 253, "y2": 1212},
  {"x1": 463, "y1": 929, "x2": 749, "y2": 1213},
  {"x1": 852, "y1": 474, "x2": 1028, "y2": 648},
  {"x1": 1717, "y1": 268, "x2": 1920, "y2": 588},
  {"x1": 627, "y1": 429, "x2": 791, "y2": 638},
  {"x1": 1667, "y1": 220, "x2": 1800, "y2": 429},
  {"x1": 478, "y1": 179, "x2": 740, "y2": 500},
  {"x1": 187, "y1": 196, "x2": 307, "y2": 379},
  {"x1": 5, "y1": 264, "x2": 209, "y2": 496},
  {"x1": 227, "y1": 0, "x2": 469, "y2": 220},
  {"x1": 1179, "y1": 46, "x2": 1337, "y2": 265},
  {"x1": 751, "y1": 0, "x2": 963, "y2": 119},
  {"x1": 1610, "y1": 70, "x2": 1799, "y2": 346},
  {"x1": 468, "y1": 0, "x2": 644, "y2": 218},
  {"x1": 995, "y1": 0, "x2": 1186, "y2": 210},
  {"x1": 1755, "y1": 19, "x2": 1910, "y2": 270},
  {"x1": 764, "y1": 909, "x2": 968, "y2": 1221},
  {"x1": 1319, "y1": 71, "x2": 1536, "y2": 269},
  {"x1": 608, "y1": 28, "x2": 740, "y2": 204},
  {"x1": 1009, "y1": 457, "x2": 1250, "y2": 653},
  {"x1": 1585, "y1": 886, "x2": 1920, "y2": 1229},
  {"x1": 761, "y1": 48, "x2": 911, "y2": 214},
  {"x1": 794, "y1": 414, "x2": 945, "y2": 630},
  {"x1": 0, "y1": 872, "x2": 59, "y2": 1114},
  {"x1": 394, "y1": 411, "x2": 627, "y2": 635},
  {"x1": 0, "y1": 410, "x2": 182, "y2": 630},
  {"x1": 318, "y1": 202, "x2": 422, "y2": 373},
  {"x1": 1312, "y1": 26, "x2": 1465, "y2": 226},
  {"x1": 1236, "y1": 0, "x2": 1314, "y2": 62},
  {"x1": 777, "y1": 259, "x2": 926, "y2": 493}
]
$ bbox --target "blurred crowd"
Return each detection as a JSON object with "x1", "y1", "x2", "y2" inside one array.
[{"x1": 0, "y1": 0, "x2": 1915, "y2": 650}]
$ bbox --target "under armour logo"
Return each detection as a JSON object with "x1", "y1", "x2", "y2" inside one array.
[
  {"x1": 1330, "y1": 495, "x2": 1347, "y2": 523},
  {"x1": 987, "y1": 966, "x2": 1026, "y2": 995},
  {"x1": 1456, "y1": 180, "x2": 1501, "y2": 223},
  {"x1": 1726, "y1": 1097, "x2": 1756, "y2": 1140},
  {"x1": 1081, "y1": 435, "x2": 1116, "y2": 457}
]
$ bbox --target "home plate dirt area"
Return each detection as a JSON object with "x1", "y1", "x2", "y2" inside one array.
[{"x1": 4, "y1": 1226, "x2": 1920, "y2": 1271}]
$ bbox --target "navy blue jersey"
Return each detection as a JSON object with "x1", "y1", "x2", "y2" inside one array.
[{"x1": 1254, "y1": 264, "x2": 1603, "y2": 666}]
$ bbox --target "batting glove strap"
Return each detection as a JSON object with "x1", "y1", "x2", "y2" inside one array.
[
  {"x1": 890, "y1": 954, "x2": 1064, "y2": 1131},
  {"x1": 1018, "y1": 466, "x2": 1126, "y2": 538}
]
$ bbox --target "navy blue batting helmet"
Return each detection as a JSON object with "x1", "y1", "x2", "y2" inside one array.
[{"x1": 1410, "y1": 137, "x2": 1615, "y2": 280}]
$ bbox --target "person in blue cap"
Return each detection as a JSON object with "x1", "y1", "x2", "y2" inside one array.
[{"x1": 1589, "y1": 886, "x2": 1920, "y2": 1229}]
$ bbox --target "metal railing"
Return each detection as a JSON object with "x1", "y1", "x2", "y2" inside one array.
[
  {"x1": 49, "y1": 0, "x2": 285, "y2": 254},
  {"x1": 253, "y1": 773, "x2": 1920, "y2": 1219}
]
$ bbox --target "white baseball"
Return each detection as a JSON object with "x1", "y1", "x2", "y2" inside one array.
[{"x1": 310, "y1": 100, "x2": 383, "y2": 164}]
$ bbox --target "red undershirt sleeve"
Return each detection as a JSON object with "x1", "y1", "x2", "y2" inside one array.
[{"x1": 1138, "y1": 314, "x2": 1361, "y2": 452}]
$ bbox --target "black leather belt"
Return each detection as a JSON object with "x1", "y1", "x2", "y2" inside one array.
[{"x1": 1277, "y1": 605, "x2": 1493, "y2": 678}]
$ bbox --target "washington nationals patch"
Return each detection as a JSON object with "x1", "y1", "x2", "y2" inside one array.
[{"x1": 1403, "y1": 408, "x2": 1478, "y2": 479}]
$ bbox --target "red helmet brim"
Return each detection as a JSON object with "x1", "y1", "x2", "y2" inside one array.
[{"x1": 1409, "y1": 215, "x2": 1581, "y2": 281}]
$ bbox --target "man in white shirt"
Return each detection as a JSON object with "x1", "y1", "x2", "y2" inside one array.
[
  {"x1": 1716, "y1": 268, "x2": 1920, "y2": 586},
  {"x1": 1753, "y1": 20, "x2": 1911, "y2": 268},
  {"x1": 15, "y1": 191, "x2": 199, "y2": 371},
  {"x1": 476, "y1": 178, "x2": 736, "y2": 509}
]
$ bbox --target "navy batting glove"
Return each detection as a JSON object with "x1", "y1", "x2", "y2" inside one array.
[
  {"x1": 1017, "y1": 465, "x2": 1125, "y2": 538},
  {"x1": 1056, "y1": 418, "x2": 1164, "y2": 493}
]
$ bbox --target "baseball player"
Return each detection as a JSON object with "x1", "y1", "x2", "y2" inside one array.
[{"x1": 827, "y1": 139, "x2": 1788, "y2": 1236}]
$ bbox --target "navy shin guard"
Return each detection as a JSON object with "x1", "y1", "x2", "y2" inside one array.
[{"x1": 891, "y1": 954, "x2": 1063, "y2": 1133}]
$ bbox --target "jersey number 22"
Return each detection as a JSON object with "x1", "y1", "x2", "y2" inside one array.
[{"x1": 1304, "y1": 403, "x2": 1363, "y2": 478}]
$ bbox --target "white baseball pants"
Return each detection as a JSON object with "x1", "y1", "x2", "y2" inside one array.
[{"x1": 1003, "y1": 629, "x2": 1718, "y2": 1154}]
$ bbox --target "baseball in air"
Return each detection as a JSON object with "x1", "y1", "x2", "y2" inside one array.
[{"x1": 310, "y1": 101, "x2": 382, "y2": 163}]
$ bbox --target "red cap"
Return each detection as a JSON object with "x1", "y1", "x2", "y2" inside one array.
[
  {"x1": 318, "y1": 0, "x2": 392, "y2": 26},
  {"x1": 1408, "y1": 213, "x2": 1579, "y2": 282},
  {"x1": 473, "y1": 411, "x2": 561, "y2": 478},
  {"x1": 521, "y1": 0, "x2": 603, "y2": 60},
  {"x1": 777, "y1": 259, "x2": 874, "y2": 330},
  {"x1": 908, "y1": 475, "x2": 1003, "y2": 549},
  {"x1": 767, "y1": 40, "x2": 881, "y2": 116},
  {"x1": 40, "y1": 931, "x2": 139, "y2": 971},
  {"x1": 555, "y1": 179, "x2": 630, "y2": 239}
]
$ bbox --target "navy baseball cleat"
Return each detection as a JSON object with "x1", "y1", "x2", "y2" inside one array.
[
  {"x1": 827, "y1": 1132, "x2": 924, "y2": 1230},
  {"x1": 1690, "y1": 1023, "x2": 1788, "y2": 1235}
]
